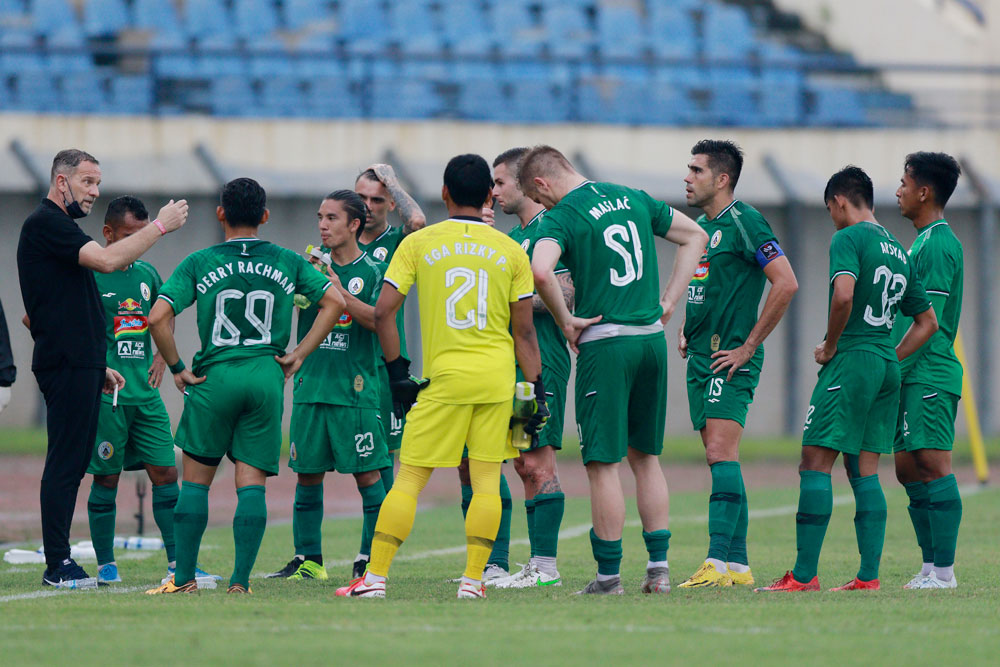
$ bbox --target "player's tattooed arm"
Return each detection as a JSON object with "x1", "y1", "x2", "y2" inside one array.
[
  {"x1": 369, "y1": 163, "x2": 426, "y2": 235},
  {"x1": 533, "y1": 272, "x2": 574, "y2": 313}
]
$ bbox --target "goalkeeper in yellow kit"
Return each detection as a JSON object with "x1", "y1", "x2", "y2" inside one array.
[{"x1": 336, "y1": 154, "x2": 547, "y2": 599}]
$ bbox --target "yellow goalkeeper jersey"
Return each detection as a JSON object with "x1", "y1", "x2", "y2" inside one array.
[{"x1": 384, "y1": 217, "x2": 534, "y2": 405}]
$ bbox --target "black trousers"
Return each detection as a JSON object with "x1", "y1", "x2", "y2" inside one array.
[{"x1": 35, "y1": 366, "x2": 104, "y2": 568}]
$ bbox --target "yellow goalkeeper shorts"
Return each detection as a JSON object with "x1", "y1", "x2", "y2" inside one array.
[{"x1": 399, "y1": 398, "x2": 517, "y2": 468}]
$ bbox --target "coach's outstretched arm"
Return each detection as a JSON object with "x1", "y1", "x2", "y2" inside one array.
[
  {"x1": 659, "y1": 210, "x2": 709, "y2": 324},
  {"x1": 895, "y1": 306, "x2": 939, "y2": 362},
  {"x1": 532, "y1": 240, "x2": 601, "y2": 353},
  {"x1": 276, "y1": 287, "x2": 346, "y2": 380},
  {"x1": 78, "y1": 199, "x2": 189, "y2": 273}
]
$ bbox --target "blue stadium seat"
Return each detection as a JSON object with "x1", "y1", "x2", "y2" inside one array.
[
  {"x1": 438, "y1": 0, "x2": 489, "y2": 42},
  {"x1": 47, "y1": 26, "x2": 92, "y2": 72},
  {"x1": 0, "y1": 0, "x2": 26, "y2": 18},
  {"x1": 490, "y1": 3, "x2": 534, "y2": 35},
  {"x1": 760, "y1": 68, "x2": 804, "y2": 126},
  {"x1": 305, "y1": 76, "x2": 361, "y2": 118},
  {"x1": 197, "y1": 33, "x2": 246, "y2": 77},
  {"x1": 577, "y1": 76, "x2": 648, "y2": 125},
  {"x1": 596, "y1": 5, "x2": 647, "y2": 60},
  {"x1": 249, "y1": 36, "x2": 294, "y2": 78},
  {"x1": 647, "y1": 5, "x2": 697, "y2": 60},
  {"x1": 339, "y1": 0, "x2": 389, "y2": 55},
  {"x1": 370, "y1": 78, "x2": 439, "y2": 119},
  {"x1": 81, "y1": 0, "x2": 129, "y2": 38},
  {"x1": 809, "y1": 84, "x2": 867, "y2": 126},
  {"x1": 210, "y1": 76, "x2": 256, "y2": 116},
  {"x1": 151, "y1": 31, "x2": 196, "y2": 78},
  {"x1": 0, "y1": 29, "x2": 45, "y2": 73},
  {"x1": 457, "y1": 78, "x2": 509, "y2": 122},
  {"x1": 11, "y1": 71, "x2": 60, "y2": 111},
  {"x1": 233, "y1": 0, "x2": 279, "y2": 41},
  {"x1": 109, "y1": 74, "x2": 154, "y2": 114},
  {"x1": 30, "y1": 0, "x2": 77, "y2": 36},
  {"x1": 62, "y1": 70, "x2": 111, "y2": 113},
  {"x1": 542, "y1": 5, "x2": 592, "y2": 58},
  {"x1": 283, "y1": 0, "x2": 328, "y2": 31},
  {"x1": 702, "y1": 4, "x2": 756, "y2": 63},
  {"x1": 183, "y1": 0, "x2": 233, "y2": 40},
  {"x1": 707, "y1": 67, "x2": 760, "y2": 125},
  {"x1": 259, "y1": 77, "x2": 306, "y2": 116},
  {"x1": 132, "y1": 0, "x2": 181, "y2": 33}
]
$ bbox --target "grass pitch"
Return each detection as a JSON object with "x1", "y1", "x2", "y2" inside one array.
[{"x1": 2, "y1": 481, "x2": 998, "y2": 665}]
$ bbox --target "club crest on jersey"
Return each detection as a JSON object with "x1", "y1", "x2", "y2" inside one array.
[
  {"x1": 140, "y1": 282, "x2": 151, "y2": 301},
  {"x1": 710, "y1": 230, "x2": 722, "y2": 248},
  {"x1": 97, "y1": 441, "x2": 114, "y2": 460},
  {"x1": 520, "y1": 239, "x2": 530, "y2": 252},
  {"x1": 354, "y1": 375, "x2": 364, "y2": 392},
  {"x1": 373, "y1": 247, "x2": 388, "y2": 261},
  {"x1": 693, "y1": 262, "x2": 710, "y2": 281},
  {"x1": 348, "y1": 277, "x2": 364, "y2": 295},
  {"x1": 114, "y1": 315, "x2": 148, "y2": 338},
  {"x1": 711, "y1": 334, "x2": 721, "y2": 352},
  {"x1": 118, "y1": 298, "x2": 142, "y2": 312}
]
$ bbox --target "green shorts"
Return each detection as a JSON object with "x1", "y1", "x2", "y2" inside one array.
[
  {"x1": 378, "y1": 364, "x2": 404, "y2": 452},
  {"x1": 575, "y1": 333, "x2": 668, "y2": 464},
  {"x1": 175, "y1": 356, "x2": 285, "y2": 475},
  {"x1": 290, "y1": 403, "x2": 390, "y2": 474},
  {"x1": 685, "y1": 352, "x2": 761, "y2": 431},
  {"x1": 88, "y1": 398, "x2": 175, "y2": 476},
  {"x1": 802, "y1": 350, "x2": 900, "y2": 455},
  {"x1": 516, "y1": 365, "x2": 567, "y2": 451},
  {"x1": 894, "y1": 383, "x2": 959, "y2": 453}
]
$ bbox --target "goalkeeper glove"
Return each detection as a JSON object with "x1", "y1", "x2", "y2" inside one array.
[
  {"x1": 523, "y1": 377, "x2": 549, "y2": 437},
  {"x1": 384, "y1": 356, "x2": 428, "y2": 419}
]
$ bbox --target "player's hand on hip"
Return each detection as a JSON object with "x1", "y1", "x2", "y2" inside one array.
[
  {"x1": 814, "y1": 342, "x2": 835, "y2": 365},
  {"x1": 711, "y1": 343, "x2": 755, "y2": 381},
  {"x1": 148, "y1": 353, "x2": 166, "y2": 388},
  {"x1": 0, "y1": 386, "x2": 11, "y2": 413},
  {"x1": 103, "y1": 368, "x2": 126, "y2": 394},
  {"x1": 173, "y1": 368, "x2": 206, "y2": 393},
  {"x1": 384, "y1": 356, "x2": 428, "y2": 418},
  {"x1": 274, "y1": 352, "x2": 304, "y2": 382},
  {"x1": 677, "y1": 327, "x2": 688, "y2": 359},
  {"x1": 157, "y1": 199, "x2": 190, "y2": 233},
  {"x1": 562, "y1": 315, "x2": 602, "y2": 354}
]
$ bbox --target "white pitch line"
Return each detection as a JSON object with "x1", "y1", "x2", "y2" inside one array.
[{"x1": 0, "y1": 584, "x2": 147, "y2": 604}]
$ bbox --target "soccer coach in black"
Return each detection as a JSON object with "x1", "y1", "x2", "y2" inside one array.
[{"x1": 17, "y1": 149, "x2": 189, "y2": 587}]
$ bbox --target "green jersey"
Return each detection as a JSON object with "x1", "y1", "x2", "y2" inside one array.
[
  {"x1": 538, "y1": 181, "x2": 674, "y2": 326},
  {"x1": 508, "y1": 210, "x2": 571, "y2": 381},
  {"x1": 358, "y1": 224, "x2": 408, "y2": 359},
  {"x1": 827, "y1": 221, "x2": 931, "y2": 362},
  {"x1": 293, "y1": 252, "x2": 384, "y2": 408},
  {"x1": 94, "y1": 260, "x2": 162, "y2": 405},
  {"x1": 684, "y1": 200, "x2": 779, "y2": 359},
  {"x1": 158, "y1": 237, "x2": 332, "y2": 375},
  {"x1": 892, "y1": 220, "x2": 964, "y2": 395}
]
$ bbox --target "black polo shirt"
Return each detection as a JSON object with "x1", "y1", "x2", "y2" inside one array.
[{"x1": 17, "y1": 198, "x2": 106, "y2": 371}]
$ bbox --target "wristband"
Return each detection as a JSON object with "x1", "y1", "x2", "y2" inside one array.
[
  {"x1": 168, "y1": 359, "x2": 186, "y2": 374},
  {"x1": 153, "y1": 218, "x2": 167, "y2": 235}
]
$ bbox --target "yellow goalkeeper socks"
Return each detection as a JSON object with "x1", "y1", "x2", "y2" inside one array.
[
  {"x1": 368, "y1": 464, "x2": 432, "y2": 577},
  {"x1": 463, "y1": 459, "x2": 502, "y2": 580}
]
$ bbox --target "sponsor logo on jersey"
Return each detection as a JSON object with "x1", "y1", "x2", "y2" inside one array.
[
  {"x1": 710, "y1": 230, "x2": 722, "y2": 248},
  {"x1": 114, "y1": 315, "x2": 148, "y2": 338},
  {"x1": 692, "y1": 262, "x2": 710, "y2": 281},
  {"x1": 688, "y1": 285, "x2": 706, "y2": 304},
  {"x1": 101, "y1": 292, "x2": 116, "y2": 298},
  {"x1": 320, "y1": 331, "x2": 350, "y2": 351},
  {"x1": 117, "y1": 339, "x2": 146, "y2": 359},
  {"x1": 348, "y1": 277, "x2": 364, "y2": 295},
  {"x1": 118, "y1": 298, "x2": 142, "y2": 312},
  {"x1": 334, "y1": 311, "x2": 353, "y2": 329},
  {"x1": 97, "y1": 441, "x2": 114, "y2": 460},
  {"x1": 140, "y1": 282, "x2": 151, "y2": 301},
  {"x1": 373, "y1": 247, "x2": 388, "y2": 261}
]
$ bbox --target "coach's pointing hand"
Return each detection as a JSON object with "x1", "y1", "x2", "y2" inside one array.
[{"x1": 156, "y1": 199, "x2": 190, "y2": 233}]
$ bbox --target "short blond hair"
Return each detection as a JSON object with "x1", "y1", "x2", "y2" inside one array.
[{"x1": 516, "y1": 145, "x2": 575, "y2": 193}]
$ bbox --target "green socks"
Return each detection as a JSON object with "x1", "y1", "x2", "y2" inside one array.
[
  {"x1": 380, "y1": 464, "x2": 395, "y2": 494},
  {"x1": 174, "y1": 481, "x2": 209, "y2": 585},
  {"x1": 487, "y1": 473, "x2": 512, "y2": 571},
  {"x1": 231, "y1": 485, "x2": 267, "y2": 589},
  {"x1": 87, "y1": 483, "x2": 118, "y2": 566},
  {"x1": 532, "y1": 492, "x2": 564, "y2": 559},
  {"x1": 729, "y1": 474, "x2": 750, "y2": 566},
  {"x1": 525, "y1": 499, "x2": 537, "y2": 558},
  {"x1": 642, "y1": 529, "x2": 671, "y2": 562},
  {"x1": 707, "y1": 461, "x2": 742, "y2": 561},
  {"x1": 851, "y1": 474, "x2": 887, "y2": 581},
  {"x1": 359, "y1": 481, "x2": 387, "y2": 558},
  {"x1": 927, "y1": 474, "x2": 962, "y2": 568},
  {"x1": 590, "y1": 528, "x2": 622, "y2": 576},
  {"x1": 904, "y1": 481, "x2": 934, "y2": 564},
  {"x1": 792, "y1": 470, "x2": 832, "y2": 583},
  {"x1": 152, "y1": 482, "x2": 179, "y2": 563},
  {"x1": 293, "y1": 483, "x2": 324, "y2": 557}
]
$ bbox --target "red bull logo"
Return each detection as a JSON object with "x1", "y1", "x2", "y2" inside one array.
[
  {"x1": 334, "y1": 311, "x2": 353, "y2": 329},
  {"x1": 118, "y1": 298, "x2": 142, "y2": 312},
  {"x1": 114, "y1": 315, "x2": 148, "y2": 338},
  {"x1": 693, "y1": 262, "x2": 710, "y2": 281}
]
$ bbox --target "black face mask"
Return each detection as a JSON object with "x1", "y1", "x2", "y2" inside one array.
[{"x1": 61, "y1": 178, "x2": 88, "y2": 219}]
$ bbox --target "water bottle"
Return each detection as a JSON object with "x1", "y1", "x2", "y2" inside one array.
[
  {"x1": 122, "y1": 536, "x2": 164, "y2": 551},
  {"x1": 511, "y1": 381, "x2": 536, "y2": 451}
]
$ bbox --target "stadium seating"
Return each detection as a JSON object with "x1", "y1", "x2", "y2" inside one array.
[{"x1": 0, "y1": 0, "x2": 909, "y2": 127}]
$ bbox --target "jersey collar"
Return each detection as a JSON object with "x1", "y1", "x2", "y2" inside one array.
[
  {"x1": 917, "y1": 219, "x2": 948, "y2": 237},
  {"x1": 711, "y1": 200, "x2": 739, "y2": 221},
  {"x1": 446, "y1": 216, "x2": 489, "y2": 226}
]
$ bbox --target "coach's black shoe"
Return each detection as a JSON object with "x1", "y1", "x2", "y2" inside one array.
[
  {"x1": 42, "y1": 558, "x2": 97, "y2": 589},
  {"x1": 265, "y1": 556, "x2": 304, "y2": 578},
  {"x1": 352, "y1": 557, "x2": 369, "y2": 579}
]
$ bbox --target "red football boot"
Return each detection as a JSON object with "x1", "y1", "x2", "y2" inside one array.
[
  {"x1": 754, "y1": 570, "x2": 821, "y2": 592},
  {"x1": 829, "y1": 577, "x2": 880, "y2": 591}
]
